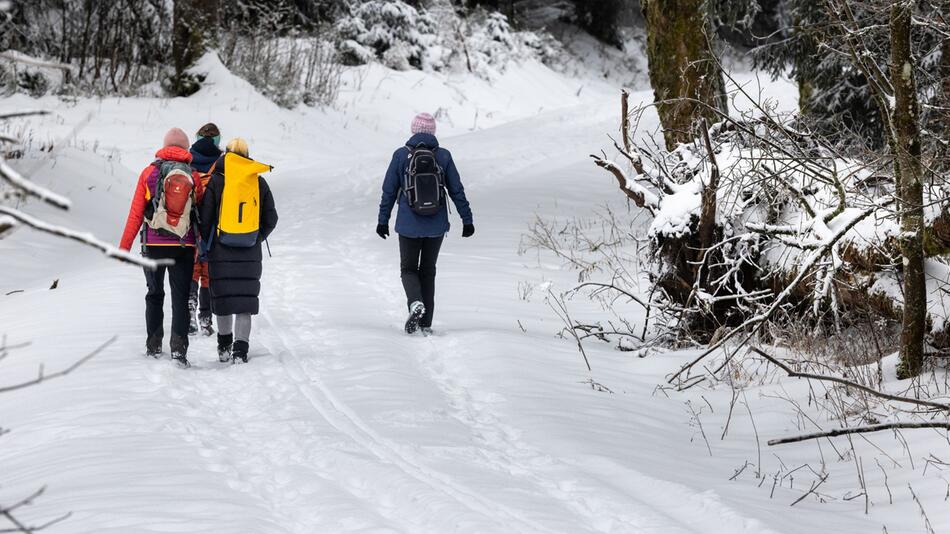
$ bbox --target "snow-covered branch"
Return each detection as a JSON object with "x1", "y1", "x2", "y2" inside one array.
[
  {"x1": 0, "y1": 157, "x2": 71, "y2": 210},
  {"x1": 0, "y1": 207, "x2": 170, "y2": 270}
]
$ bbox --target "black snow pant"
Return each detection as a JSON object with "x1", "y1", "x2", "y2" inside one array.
[
  {"x1": 144, "y1": 246, "x2": 195, "y2": 354},
  {"x1": 399, "y1": 235, "x2": 444, "y2": 328}
]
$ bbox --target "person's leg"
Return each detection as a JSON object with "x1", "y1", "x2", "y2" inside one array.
[
  {"x1": 231, "y1": 314, "x2": 253, "y2": 363},
  {"x1": 399, "y1": 235, "x2": 425, "y2": 308},
  {"x1": 216, "y1": 314, "x2": 234, "y2": 362},
  {"x1": 198, "y1": 262, "x2": 212, "y2": 319},
  {"x1": 418, "y1": 236, "x2": 444, "y2": 328},
  {"x1": 234, "y1": 314, "x2": 252, "y2": 342},
  {"x1": 188, "y1": 257, "x2": 200, "y2": 334},
  {"x1": 217, "y1": 314, "x2": 234, "y2": 336},
  {"x1": 143, "y1": 258, "x2": 167, "y2": 354},
  {"x1": 167, "y1": 248, "x2": 194, "y2": 358}
]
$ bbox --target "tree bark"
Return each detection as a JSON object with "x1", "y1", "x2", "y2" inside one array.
[
  {"x1": 641, "y1": 0, "x2": 727, "y2": 149},
  {"x1": 890, "y1": 2, "x2": 926, "y2": 379}
]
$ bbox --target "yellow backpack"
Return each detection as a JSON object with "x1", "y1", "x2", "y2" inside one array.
[{"x1": 217, "y1": 152, "x2": 272, "y2": 247}]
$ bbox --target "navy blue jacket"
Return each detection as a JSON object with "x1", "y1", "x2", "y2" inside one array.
[
  {"x1": 378, "y1": 133, "x2": 473, "y2": 238},
  {"x1": 190, "y1": 137, "x2": 222, "y2": 174}
]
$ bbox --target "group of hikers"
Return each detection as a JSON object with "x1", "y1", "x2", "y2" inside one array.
[{"x1": 119, "y1": 113, "x2": 473, "y2": 368}]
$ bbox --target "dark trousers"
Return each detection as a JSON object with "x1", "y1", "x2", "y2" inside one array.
[
  {"x1": 189, "y1": 281, "x2": 212, "y2": 318},
  {"x1": 399, "y1": 235, "x2": 444, "y2": 328},
  {"x1": 144, "y1": 246, "x2": 195, "y2": 352}
]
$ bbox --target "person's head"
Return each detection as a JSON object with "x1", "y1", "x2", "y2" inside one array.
[
  {"x1": 410, "y1": 113, "x2": 436, "y2": 136},
  {"x1": 163, "y1": 127, "x2": 189, "y2": 150},
  {"x1": 226, "y1": 137, "x2": 249, "y2": 158},
  {"x1": 197, "y1": 122, "x2": 221, "y2": 146}
]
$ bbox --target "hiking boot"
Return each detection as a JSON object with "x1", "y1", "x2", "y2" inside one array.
[
  {"x1": 199, "y1": 315, "x2": 214, "y2": 336},
  {"x1": 145, "y1": 335, "x2": 162, "y2": 358},
  {"x1": 188, "y1": 294, "x2": 199, "y2": 336},
  {"x1": 170, "y1": 334, "x2": 190, "y2": 368},
  {"x1": 217, "y1": 333, "x2": 233, "y2": 363},
  {"x1": 404, "y1": 301, "x2": 425, "y2": 334},
  {"x1": 231, "y1": 340, "x2": 249, "y2": 364}
]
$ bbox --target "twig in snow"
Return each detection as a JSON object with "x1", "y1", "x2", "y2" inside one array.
[
  {"x1": 791, "y1": 473, "x2": 829, "y2": 506},
  {"x1": 0, "y1": 336, "x2": 114, "y2": 395},
  {"x1": 0, "y1": 486, "x2": 71, "y2": 533},
  {"x1": 909, "y1": 484, "x2": 936, "y2": 534}
]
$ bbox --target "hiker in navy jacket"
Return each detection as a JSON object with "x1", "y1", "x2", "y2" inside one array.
[
  {"x1": 187, "y1": 122, "x2": 222, "y2": 336},
  {"x1": 377, "y1": 113, "x2": 474, "y2": 335}
]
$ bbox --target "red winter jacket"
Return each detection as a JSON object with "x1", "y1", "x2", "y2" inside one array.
[{"x1": 119, "y1": 146, "x2": 205, "y2": 251}]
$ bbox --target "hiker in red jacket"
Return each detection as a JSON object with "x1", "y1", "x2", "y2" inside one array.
[{"x1": 119, "y1": 128, "x2": 205, "y2": 367}]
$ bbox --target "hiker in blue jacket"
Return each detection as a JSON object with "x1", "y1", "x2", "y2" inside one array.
[{"x1": 377, "y1": 112, "x2": 474, "y2": 335}]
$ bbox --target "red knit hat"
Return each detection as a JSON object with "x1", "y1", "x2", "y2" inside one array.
[
  {"x1": 410, "y1": 113, "x2": 436, "y2": 135},
  {"x1": 163, "y1": 127, "x2": 189, "y2": 150}
]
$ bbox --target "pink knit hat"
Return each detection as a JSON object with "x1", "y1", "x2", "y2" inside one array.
[
  {"x1": 163, "y1": 127, "x2": 189, "y2": 150},
  {"x1": 410, "y1": 113, "x2": 436, "y2": 135}
]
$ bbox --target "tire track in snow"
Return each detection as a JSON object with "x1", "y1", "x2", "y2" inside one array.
[{"x1": 259, "y1": 309, "x2": 562, "y2": 534}]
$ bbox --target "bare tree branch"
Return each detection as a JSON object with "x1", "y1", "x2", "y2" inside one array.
[
  {"x1": 769, "y1": 422, "x2": 950, "y2": 446},
  {"x1": 750, "y1": 346, "x2": 950, "y2": 412}
]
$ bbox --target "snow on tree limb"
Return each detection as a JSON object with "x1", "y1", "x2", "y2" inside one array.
[
  {"x1": 0, "y1": 207, "x2": 170, "y2": 270},
  {"x1": 668, "y1": 200, "x2": 894, "y2": 384},
  {"x1": 0, "y1": 157, "x2": 71, "y2": 210},
  {"x1": 0, "y1": 50, "x2": 72, "y2": 71}
]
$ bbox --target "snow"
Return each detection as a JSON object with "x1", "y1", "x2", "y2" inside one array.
[{"x1": 0, "y1": 56, "x2": 947, "y2": 534}]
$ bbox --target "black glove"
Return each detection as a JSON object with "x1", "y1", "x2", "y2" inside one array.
[
  {"x1": 376, "y1": 224, "x2": 389, "y2": 239},
  {"x1": 462, "y1": 223, "x2": 475, "y2": 238}
]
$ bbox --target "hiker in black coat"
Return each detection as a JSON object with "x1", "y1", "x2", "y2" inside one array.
[{"x1": 198, "y1": 138, "x2": 278, "y2": 363}]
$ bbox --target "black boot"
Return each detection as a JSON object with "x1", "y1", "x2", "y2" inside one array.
[
  {"x1": 404, "y1": 301, "x2": 425, "y2": 334},
  {"x1": 231, "y1": 340, "x2": 249, "y2": 364},
  {"x1": 145, "y1": 334, "x2": 162, "y2": 358},
  {"x1": 170, "y1": 334, "x2": 190, "y2": 368},
  {"x1": 217, "y1": 333, "x2": 233, "y2": 363},
  {"x1": 199, "y1": 315, "x2": 214, "y2": 336}
]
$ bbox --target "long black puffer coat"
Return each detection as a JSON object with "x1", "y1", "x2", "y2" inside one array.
[{"x1": 198, "y1": 154, "x2": 278, "y2": 316}]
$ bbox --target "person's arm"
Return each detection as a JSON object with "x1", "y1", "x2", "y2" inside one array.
[
  {"x1": 443, "y1": 153, "x2": 473, "y2": 225},
  {"x1": 192, "y1": 170, "x2": 205, "y2": 203},
  {"x1": 260, "y1": 178, "x2": 278, "y2": 241},
  {"x1": 118, "y1": 166, "x2": 151, "y2": 251},
  {"x1": 378, "y1": 150, "x2": 403, "y2": 226},
  {"x1": 198, "y1": 174, "x2": 219, "y2": 243}
]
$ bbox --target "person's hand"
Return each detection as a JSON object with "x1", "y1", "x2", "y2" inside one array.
[
  {"x1": 462, "y1": 224, "x2": 475, "y2": 238},
  {"x1": 376, "y1": 224, "x2": 390, "y2": 239}
]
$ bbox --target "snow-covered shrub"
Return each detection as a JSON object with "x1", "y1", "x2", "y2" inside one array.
[
  {"x1": 220, "y1": 32, "x2": 342, "y2": 108},
  {"x1": 336, "y1": 2, "x2": 563, "y2": 79},
  {"x1": 337, "y1": 0, "x2": 439, "y2": 70},
  {"x1": 575, "y1": 94, "x2": 950, "y2": 353}
]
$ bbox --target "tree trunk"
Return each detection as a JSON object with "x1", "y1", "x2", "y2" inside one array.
[
  {"x1": 890, "y1": 2, "x2": 926, "y2": 379},
  {"x1": 172, "y1": 0, "x2": 219, "y2": 96},
  {"x1": 641, "y1": 0, "x2": 727, "y2": 149}
]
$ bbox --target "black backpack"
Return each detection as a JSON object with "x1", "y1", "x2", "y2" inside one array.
[{"x1": 403, "y1": 145, "x2": 445, "y2": 216}]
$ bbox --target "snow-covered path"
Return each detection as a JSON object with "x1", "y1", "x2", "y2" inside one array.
[{"x1": 0, "y1": 63, "x2": 896, "y2": 533}]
